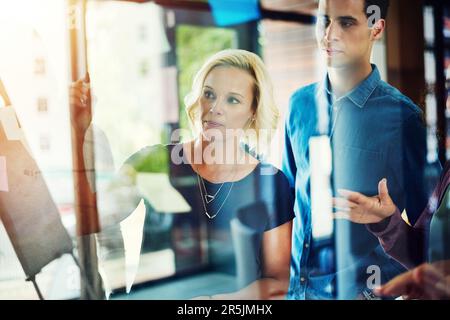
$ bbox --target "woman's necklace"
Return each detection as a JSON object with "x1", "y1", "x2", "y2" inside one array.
[
  {"x1": 199, "y1": 175, "x2": 225, "y2": 204},
  {"x1": 196, "y1": 166, "x2": 237, "y2": 219}
]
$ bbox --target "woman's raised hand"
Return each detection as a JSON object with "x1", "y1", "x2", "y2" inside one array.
[{"x1": 69, "y1": 72, "x2": 92, "y2": 135}]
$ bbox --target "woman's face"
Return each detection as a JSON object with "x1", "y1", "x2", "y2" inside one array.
[{"x1": 199, "y1": 66, "x2": 256, "y2": 142}]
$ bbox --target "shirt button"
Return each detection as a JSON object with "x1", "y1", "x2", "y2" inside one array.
[
  {"x1": 305, "y1": 243, "x2": 309, "y2": 248},
  {"x1": 300, "y1": 277, "x2": 306, "y2": 283}
]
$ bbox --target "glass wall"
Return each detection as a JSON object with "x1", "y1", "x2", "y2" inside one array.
[{"x1": 1, "y1": 0, "x2": 448, "y2": 301}]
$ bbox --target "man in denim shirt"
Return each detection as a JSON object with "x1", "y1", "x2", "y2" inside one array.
[{"x1": 282, "y1": 0, "x2": 430, "y2": 299}]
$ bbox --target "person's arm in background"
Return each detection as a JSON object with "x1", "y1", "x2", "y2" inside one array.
[
  {"x1": 70, "y1": 74, "x2": 144, "y2": 297},
  {"x1": 368, "y1": 159, "x2": 450, "y2": 270},
  {"x1": 371, "y1": 110, "x2": 431, "y2": 269},
  {"x1": 70, "y1": 73, "x2": 142, "y2": 227},
  {"x1": 210, "y1": 221, "x2": 293, "y2": 300},
  {"x1": 229, "y1": 95, "x2": 297, "y2": 299},
  {"x1": 397, "y1": 111, "x2": 429, "y2": 226},
  {"x1": 281, "y1": 107, "x2": 297, "y2": 193},
  {"x1": 333, "y1": 109, "x2": 431, "y2": 270},
  {"x1": 194, "y1": 102, "x2": 298, "y2": 301},
  {"x1": 333, "y1": 177, "x2": 432, "y2": 270},
  {"x1": 374, "y1": 260, "x2": 450, "y2": 300}
]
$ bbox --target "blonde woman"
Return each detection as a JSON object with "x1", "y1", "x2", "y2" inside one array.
[{"x1": 71, "y1": 49, "x2": 294, "y2": 300}]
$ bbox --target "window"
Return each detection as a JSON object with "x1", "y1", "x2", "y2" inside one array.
[
  {"x1": 39, "y1": 135, "x2": 50, "y2": 151},
  {"x1": 176, "y1": 25, "x2": 236, "y2": 134},
  {"x1": 0, "y1": 0, "x2": 76, "y2": 300},
  {"x1": 84, "y1": 1, "x2": 239, "y2": 297},
  {"x1": 139, "y1": 60, "x2": 150, "y2": 77},
  {"x1": 34, "y1": 57, "x2": 46, "y2": 75},
  {"x1": 138, "y1": 24, "x2": 148, "y2": 42},
  {"x1": 423, "y1": 2, "x2": 450, "y2": 164},
  {"x1": 37, "y1": 97, "x2": 48, "y2": 113}
]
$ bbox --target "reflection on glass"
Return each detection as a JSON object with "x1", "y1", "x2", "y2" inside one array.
[
  {"x1": 85, "y1": 2, "x2": 239, "y2": 296},
  {"x1": 0, "y1": 0, "x2": 77, "y2": 300}
]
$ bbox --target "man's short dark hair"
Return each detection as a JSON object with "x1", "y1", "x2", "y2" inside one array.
[{"x1": 364, "y1": 0, "x2": 390, "y2": 20}]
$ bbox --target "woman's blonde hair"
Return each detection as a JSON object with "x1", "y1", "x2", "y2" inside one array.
[{"x1": 184, "y1": 49, "x2": 279, "y2": 156}]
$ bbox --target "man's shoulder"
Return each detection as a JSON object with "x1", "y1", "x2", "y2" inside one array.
[
  {"x1": 287, "y1": 83, "x2": 319, "y2": 117},
  {"x1": 290, "y1": 83, "x2": 319, "y2": 103},
  {"x1": 376, "y1": 80, "x2": 423, "y2": 116}
]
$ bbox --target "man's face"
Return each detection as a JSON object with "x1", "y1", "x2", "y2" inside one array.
[{"x1": 316, "y1": 0, "x2": 375, "y2": 68}]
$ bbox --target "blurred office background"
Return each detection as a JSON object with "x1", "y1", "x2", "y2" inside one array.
[{"x1": 0, "y1": 0, "x2": 447, "y2": 299}]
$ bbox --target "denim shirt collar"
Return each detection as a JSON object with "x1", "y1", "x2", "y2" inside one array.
[{"x1": 317, "y1": 64, "x2": 381, "y2": 109}]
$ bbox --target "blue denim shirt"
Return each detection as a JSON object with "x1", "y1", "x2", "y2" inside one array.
[{"x1": 282, "y1": 65, "x2": 429, "y2": 300}]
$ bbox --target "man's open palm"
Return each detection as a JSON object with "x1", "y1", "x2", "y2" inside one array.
[{"x1": 333, "y1": 178, "x2": 397, "y2": 224}]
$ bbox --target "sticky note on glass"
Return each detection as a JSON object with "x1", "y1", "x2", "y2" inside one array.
[
  {"x1": 0, "y1": 106, "x2": 32, "y2": 155},
  {"x1": 208, "y1": 0, "x2": 260, "y2": 26},
  {"x1": 0, "y1": 156, "x2": 8, "y2": 192}
]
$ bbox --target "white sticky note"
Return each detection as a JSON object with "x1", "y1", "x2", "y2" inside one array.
[
  {"x1": 120, "y1": 199, "x2": 146, "y2": 294},
  {"x1": 0, "y1": 106, "x2": 32, "y2": 154},
  {"x1": 0, "y1": 106, "x2": 22, "y2": 140},
  {"x1": 0, "y1": 156, "x2": 8, "y2": 192}
]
